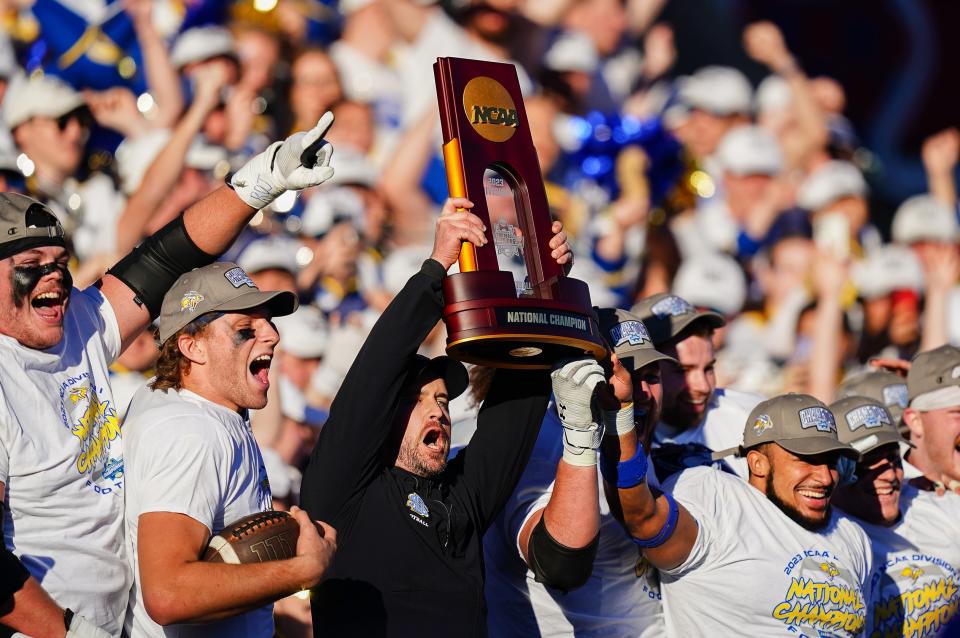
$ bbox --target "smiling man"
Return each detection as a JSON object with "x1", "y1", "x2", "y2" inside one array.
[
  {"x1": 903, "y1": 345, "x2": 960, "y2": 493},
  {"x1": 0, "y1": 113, "x2": 335, "y2": 636},
  {"x1": 581, "y1": 392, "x2": 871, "y2": 636},
  {"x1": 830, "y1": 395, "x2": 960, "y2": 637},
  {"x1": 632, "y1": 292, "x2": 763, "y2": 480},
  {"x1": 300, "y1": 197, "x2": 572, "y2": 637},
  {"x1": 122, "y1": 263, "x2": 337, "y2": 637}
]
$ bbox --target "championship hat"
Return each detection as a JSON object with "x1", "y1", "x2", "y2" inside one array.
[
  {"x1": 796, "y1": 160, "x2": 867, "y2": 212},
  {"x1": 595, "y1": 308, "x2": 677, "y2": 372},
  {"x1": 836, "y1": 370, "x2": 908, "y2": 425},
  {"x1": 0, "y1": 193, "x2": 65, "y2": 260},
  {"x1": 170, "y1": 26, "x2": 236, "y2": 70},
  {"x1": 678, "y1": 66, "x2": 753, "y2": 116},
  {"x1": 714, "y1": 125, "x2": 784, "y2": 177},
  {"x1": 274, "y1": 305, "x2": 328, "y2": 360},
  {"x1": 714, "y1": 393, "x2": 856, "y2": 460},
  {"x1": 829, "y1": 396, "x2": 908, "y2": 459},
  {"x1": 631, "y1": 293, "x2": 725, "y2": 345},
  {"x1": 907, "y1": 345, "x2": 960, "y2": 411},
  {"x1": 671, "y1": 252, "x2": 747, "y2": 318},
  {"x1": 158, "y1": 262, "x2": 298, "y2": 344}
]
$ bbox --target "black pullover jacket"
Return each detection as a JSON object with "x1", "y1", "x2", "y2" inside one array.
[{"x1": 300, "y1": 259, "x2": 550, "y2": 637}]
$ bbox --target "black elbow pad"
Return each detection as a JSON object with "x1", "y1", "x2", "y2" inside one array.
[
  {"x1": 527, "y1": 516, "x2": 599, "y2": 593},
  {"x1": 107, "y1": 216, "x2": 216, "y2": 318},
  {"x1": 0, "y1": 548, "x2": 30, "y2": 605}
]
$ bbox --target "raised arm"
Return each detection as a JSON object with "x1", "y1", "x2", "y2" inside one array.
[
  {"x1": 99, "y1": 113, "x2": 336, "y2": 352},
  {"x1": 125, "y1": 0, "x2": 184, "y2": 128},
  {"x1": 921, "y1": 128, "x2": 959, "y2": 209},
  {"x1": 300, "y1": 199, "x2": 487, "y2": 520},
  {"x1": 515, "y1": 360, "x2": 606, "y2": 593}
]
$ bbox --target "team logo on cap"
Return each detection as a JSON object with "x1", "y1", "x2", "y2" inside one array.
[
  {"x1": 753, "y1": 414, "x2": 773, "y2": 436},
  {"x1": 609, "y1": 320, "x2": 651, "y2": 348},
  {"x1": 224, "y1": 267, "x2": 256, "y2": 289},
  {"x1": 179, "y1": 291, "x2": 205, "y2": 313},
  {"x1": 882, "y1": 384, "x2": 908, "y2": 409},
  {"x1": 844, "y1": 405, "x2": 890, "y2": 431},
  {"x1": 798, "y1": 406, "x2": 836, "y2": 433},
  {"x1": 406, "y1": 493, "x2": 429, "y2": 518},
  {"x1": 651, "y1": 296, "x2": 695, "y2": 318}
]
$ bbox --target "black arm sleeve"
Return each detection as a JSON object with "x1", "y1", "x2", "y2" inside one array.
[
  {"x1": 106, "y1": 215, "x2": 216, "y2": 318},
  {"x1": 446, "y1": 368, "x2": 551, "y2": 533},
  {"x1": 528, "y1": 515, "x2": 599, "y2": 593},
  {"x1": 0, "y1": 548, "x2": 29, "y2": 608},
  {"x1": 300, "y1": 260, "x2": 447, "y2": 525}
]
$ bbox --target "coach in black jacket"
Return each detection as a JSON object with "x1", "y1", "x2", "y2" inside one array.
[{"x1": 300, "y1": 198, "x2": 573, "y2": 637}]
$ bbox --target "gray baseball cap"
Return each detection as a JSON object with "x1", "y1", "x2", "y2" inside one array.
[
  {"x1": 0, "y1": 193, "x2": 65, "y2": 260},
  {"x1": 158, "y1": 262, "x2": 298, "y2": 344},
  {"x1": 595, "y1": 307, "x2": 677, "y2": 372},
  {"x1": 837, "y1": 370, "x2": 908, "y2": 425},
  {"x1": 907, "y1": 345, "x2": 960, "y2": 411},
  {"x1": 829, "y1": 396, "x2": 910, "y2": 459},
  {"x1": 714, "y1": 393, "x2": 856, "y2": 460},
  {"x1": 630, "y1": 293, "x2": 725, "y2": 345}
]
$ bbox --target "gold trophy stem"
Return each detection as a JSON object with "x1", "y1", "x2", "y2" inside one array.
[{"x1": 442, "y1": 138, "x2": 478, "y2": 272}]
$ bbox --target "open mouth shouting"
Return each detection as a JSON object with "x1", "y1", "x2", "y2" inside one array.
[
  {"x1": 248, "y1": 353, "x2": 273, "y2": 388},
  {"x1": 421, "y1": 420, "x2": 448, "y2": 456},
  {"x1": 30, "y1": 286, "x2": 67, "y2": 325}
]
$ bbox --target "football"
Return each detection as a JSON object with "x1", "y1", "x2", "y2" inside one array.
[{"x1": 203, "y1": 510, "x2": 301, "y2": 564}]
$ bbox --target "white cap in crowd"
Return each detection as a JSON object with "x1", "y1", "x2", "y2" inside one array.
[
  {"x1": 544, "y1": 30, "x2": 600, "y2": 74},
  {"x1": 715, "y1": 125, "x2": 784, "y2": 176},
  {"x1": 301, "y1": 187, "x2": 365, "y2": 237},
  {"x1": 2, "y1": 74, "x2": 85, "y2": 129},
  {"x1": 852, "y1": 244, "x2": 925, "y2": 299},
  {"x1": 328, "y1": 149, "x2": 379, "y2": 189},
  {"x1": 115, "y1": 129, "x2": 172, "y2": 194},
  {"x1": 238, "y1": 235, "x2": 303, "y2": 275},
  {"x1": 170, "y1": 26, "x2": 236, "y2": 69},
  {"x1": 754, "y1": 74, "x2": 791, "y2": 114},
  {"x1": 274, "y1": 305, "x2": 329, "y2": 360},
  {"x1": 891, "y1": 194, "x2": 959, "y2": 245},
  {"x1": 339, "y1": 0, "x2": 373, "y2": 14},
  {"x1": 672, "y1": 252, "x2": 747, "y2": 317},
  {"x1": 679, "y1": 66, "x2": 753, "y2": 116},
  {"x1": 796, "y1": 160, "x2": 867, "y2": 211}
]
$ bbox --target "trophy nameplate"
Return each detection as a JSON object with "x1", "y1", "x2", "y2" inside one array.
[{"x1": 434, "y1": 57, "x2": 606, "y2": 369}]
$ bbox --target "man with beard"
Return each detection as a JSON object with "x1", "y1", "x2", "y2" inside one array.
[
  {"x1": 484, "y1": 309, "x2": 676, "y2": 637},
  {"x1": 632, "y1": 292, "x2": 763, "y2": 480},
  {"x1": 122, "y1": 263, "x2": 337, "y2": 637},
  {"x1": 602, "y1": 393, "x2": 871, "y2": 636},
  {"x1": 830, "y1": 395, "x2": 960, "y2": 637},
  {"x1": 903, "y1": 345, "x2": 960, "y2": 493},
  {"x1": 0, "y1": 114, "x2": 335, "y2": 636},
  {"x1": 299, "y1": 197, "x2": 573, "y2": 637}
]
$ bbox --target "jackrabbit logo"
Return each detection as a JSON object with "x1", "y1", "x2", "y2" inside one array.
[
  {"x1": 867, "y1": 553, "x2": 959, "y2": 638},
  {"x1": 773, "y1": 553, "x2": 865, "y2": 636},
  {"x1": 58, "y1": 374, "x2": 123, "y2": 495}
]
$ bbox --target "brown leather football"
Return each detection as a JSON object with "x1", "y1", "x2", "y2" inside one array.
[{"x1": 203, "y1": 510, "x2": 300, "y2": 564}]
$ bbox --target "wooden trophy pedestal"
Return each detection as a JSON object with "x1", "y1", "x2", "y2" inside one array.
[{"x1": 443, "y1": 272, "x2": 606, "y2": 369}]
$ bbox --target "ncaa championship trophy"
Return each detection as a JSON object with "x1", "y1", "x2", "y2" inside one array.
[{"x1": 435, "y1": 57, "x2": 606, "y2": 368}]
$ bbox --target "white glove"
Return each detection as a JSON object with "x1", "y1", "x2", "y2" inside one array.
[
  {"x1": 230, "y1": 112, "x2": 335, "y2": 209},
  {"x1": 551, "y1": 359, "x2": 605, "y2": 467}
]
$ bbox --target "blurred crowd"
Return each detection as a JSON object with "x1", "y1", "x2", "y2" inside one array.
[{"x1": 0, "y1": 0, "x2": 957, "y2": 634}]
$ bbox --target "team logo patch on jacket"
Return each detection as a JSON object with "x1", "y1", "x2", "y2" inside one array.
[{"x1": 406, "y1": 493, "x2": 429, "y2": 518}]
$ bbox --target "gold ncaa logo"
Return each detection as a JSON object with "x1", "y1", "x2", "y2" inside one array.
[{"x1": 462, "y1": 76, "x2": 519, "y2": 143}]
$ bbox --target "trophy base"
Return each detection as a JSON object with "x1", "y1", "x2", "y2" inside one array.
[{"x1": 442, "y1": 271, "x2": 607, "y2": 369}]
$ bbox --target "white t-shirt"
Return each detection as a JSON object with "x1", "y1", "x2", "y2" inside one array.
[
  {"x1": 123, "y1": 386, "x2": 274, "y2": 638},
  {"x1": 654, "y1": 387, "x2": 763, "y2": 480},
  {"x1": 850, "y1": 486, "x2": 960, "y2": 637},
  {"x1": 0, "y1": 287, "x2": 127, "y2": 635},
  {"x1": 661, "y1": 467, "x2": 873, "y2": 637},
  {"x1": 484, "y1": 407, "x2": 665, "y2": 637}
]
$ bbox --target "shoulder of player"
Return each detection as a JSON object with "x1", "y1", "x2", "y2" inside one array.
[
  {"x1": 124, "y1": 388, "x2": 232, "y2": 440},
  {"x1": 710, "y1": 388, "x2": 765, "y2": 413},
  {"x1": 665, "y1": 465, "x2": 742, "y2": 500}
]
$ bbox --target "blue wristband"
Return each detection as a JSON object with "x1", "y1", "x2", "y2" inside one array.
[
  {"x1": 599, "y1": 444, "x2": 648, "y2": 489},
  {"x1": 630, "y1": 491, "x2": 679, "y2": 548}
]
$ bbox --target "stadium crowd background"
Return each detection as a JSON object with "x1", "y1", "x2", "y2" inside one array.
[{"x1": 0, "y1": 0, "x2": 958, "y2": 635}]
